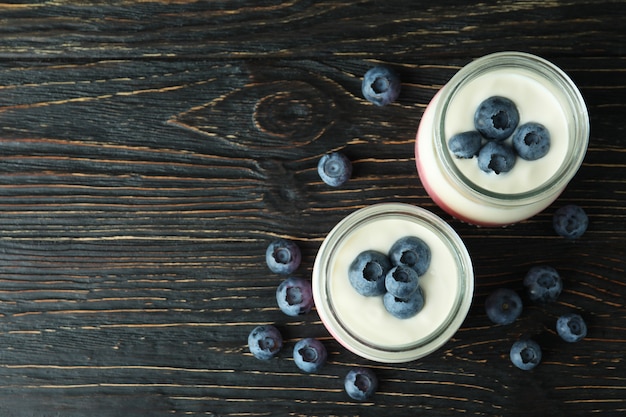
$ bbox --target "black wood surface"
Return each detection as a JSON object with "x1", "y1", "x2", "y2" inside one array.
[{"x1": 0, "y1": 1, "x2": 625, "y2": 416}]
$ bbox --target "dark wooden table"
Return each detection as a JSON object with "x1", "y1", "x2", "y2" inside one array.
[{"x1": 0, "y1": 1, "x2": 624, "y2": 416}]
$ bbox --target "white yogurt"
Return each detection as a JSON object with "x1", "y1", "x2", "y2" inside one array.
[
  {"x1": 329, "y1": 218, "x2": 458, "y2": 347},
  {"x1": 445, "y1": 69, "x2": 569, "y2": 194},
  {"x1": 415, "y1": 52, "x2": 589, "y2": 226},
  {"x1": 312, "y1": 203, "x2": 473, "y2": 363}
]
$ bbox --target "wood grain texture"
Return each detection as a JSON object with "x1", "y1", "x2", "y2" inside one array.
[{"x1": 0, "y1": 1, "x2": 625, "y2": 416}]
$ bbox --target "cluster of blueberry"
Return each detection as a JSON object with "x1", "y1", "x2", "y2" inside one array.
[
  {"x1": 316, "y1": 65, "x2": 402, "y2": 188},
  {"x1": 448, "y1": 96, "x2": 551, "y2": 174},
  {"x1": 248, "y1": 238, "x2": 378, "y2": 400},
  {"x1": 349, "y1": 236, "x2": 431, "y2": 319},
  {"x1": 485, "y1": 205, "x2": 589, "y2": 370},
  {"x1": 247, "y1": 68, "x2": 405, "y2": 401}
]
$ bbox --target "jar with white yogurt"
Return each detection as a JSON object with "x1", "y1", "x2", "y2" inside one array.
[
  {"x1": 415, "y1": 52, "x2": 590, "y2": 226},
  {"x1": 312, "y1": 203, "x2": 474, "y2": 363}
]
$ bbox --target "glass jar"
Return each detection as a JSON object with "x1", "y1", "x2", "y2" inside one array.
[
  {"x1": 312, "y1": 203, "x2": 474, "y2": 363},
  {"x1": 415, "y1": 52, "x2": 590, "y2": 226}
]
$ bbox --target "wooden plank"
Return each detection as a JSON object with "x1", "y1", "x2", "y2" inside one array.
[
  {"x1": 0, "y1": 1, "x2": 624, "y2": 416},
  {"x1": 0, "y1": 1, "x2": 623, "y2": 59}
]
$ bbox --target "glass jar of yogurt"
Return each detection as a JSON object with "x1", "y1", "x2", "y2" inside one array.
[
  {"x1": 415, "y1": 52, "x2": 590, "y2": 226},
  {"x1": 312, "y1": 203, "x2": 473, "y2": 363}
]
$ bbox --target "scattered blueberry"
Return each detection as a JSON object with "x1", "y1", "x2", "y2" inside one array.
[
  {"x1": 477, "y1": 141, "x2": 517, "y2": 175},
  {"x1": 266, "y1": 239, "x2": 301, "y2": 275},
  {"x1": 388, "y1": 236, "x2": 431, "y2": 276},
  {"x1": 510, "y1": 338, "x2": 542, "y2": 370},
  {"x1": 318, "y1": 152, "x2": 352, "y2": 187},
  {"x1": 383, "y1": 286, "x2": 425, "y2": 319},
  {"x1": 276, "y1": 277, "x2": 314, "y2": 317},
  {"x1": 484, "y1": 288, "x2": 523, "y2": 325},
  {"x1": 293, "y1": 338, "x2": 327, "y2": 373},
  {"x1": 344, "y1": 367, "x2": 378, "y2": 401},
  {"x1": 474, "y1": 96, "x2": 520, "y2": 141},
  {"x1": 512, "y1": 122, "x2": 551, "y2": 161},
  {"x1": 556, "y1": 313, "x2": 588, "y2": 343},
  {"x1": 385, "y1": 265, "x2": 419, "y2": 299},
  {"x1": 348, "y1": 250, "x2": 391, "y2": 297},
  {"x1": 248, "y1": 325, "x2": 283, "y2": 360},
  {"x1": 361, "y1": 65, "x2": 401, "y2": 106},
  {"x1": 523, "y1": 265, "x2": 562, "y2": 303},
  {"x1": 553, "y1": 204, "x2": 588, "y2": 239},
  {"x1": 448, "y1": 131, "x2": 483, "y2": 159}
]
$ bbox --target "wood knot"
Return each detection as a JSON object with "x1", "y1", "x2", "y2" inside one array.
[
  {"x1": 170, "y1": 80, "x2": 333, "y2": 151},
  {"x1": 252, "y1": 81, "x2": 332, "y2": 146}
]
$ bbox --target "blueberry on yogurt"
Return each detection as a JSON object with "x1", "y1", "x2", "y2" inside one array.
[
  {"x1": 384, "y1": 265, "x2": 419, "y2": 299},
  {"x1": 512, "y1": 122, "x2": 551, "y2": 161},
  {"x1": 348, "y1": 250, "x2": 391, "y2": 296},
  {"x1": 477, "y1": 141, "x2": 517, "y2": 175},
  {"x1": 276, "y1": 277, "x2": 314, "y2": 317},
  {"x1": 448, "y1": 131, "x2": 483, "y2": 159},
  {"x1": 388, "y1": 236, "x2": 431, "y2": 276},
  {"x1": 383, "y1": 286, "x2": 425, "y2": 319},
  {"x1": 474, "y1": 96, "x2": 520, "y2": 141}
]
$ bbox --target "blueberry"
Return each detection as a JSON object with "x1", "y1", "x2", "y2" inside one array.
[
  {"x1": 484, "y1": 288, "x2": 523, "y2": 325},
  {"x1": 361, "y1": 65, "x2": 401, "y2": 106},
  {"x1": 293, "y1": 338, "x2": 327, "y2": 373},
  {"x1": 318, "y1": 152, "x2": 352, "y2": 187},
  {"x1": 348, "y1": 250, "x2": 391, "y2": 296},
  {"x1": 248, "y1": 325, "x2": 283, "y2": 360},
  {"x1": 383, "y1": 286, "x2": 425, "y2": 319},
  {"x1": 276, "y1": 277, "x2": 314, "y2": 317},
  {"x1": 474, "y1": 96, "x2": 520, "y2": 141},
  {"x1": 556, "y1": 313, "x2": 587, "y2": 343},
  {"x1": 344, "y1": 367, "x2": 378, "y2": 401},
  {"x1": 448, "y1": 131, "x2": 483, "y2": 159},
  {"x1": 385, "y1": 265, "x2": 419, "y2": 299},
  {"x1": 553, "y1": 204, "x2": 588, "y2": 239},
  {"x1": 266, "y1": 239, "x2": 301, "y2": 275},
  {"x1": 512, "y1": 122, "x2": 551, "y2": 161},
  {"x1": 477, "y1": 141, "x2": 517, "y2": 175},
  {"x1": 510, "y1": 339, "x2": 542, "y2": 370},
  {"x1": 388, "y1": 236, "x2": 431, "y2": 276},
  {"x1": 523, "y1": 265, "x2": 562, "y2": 303}
]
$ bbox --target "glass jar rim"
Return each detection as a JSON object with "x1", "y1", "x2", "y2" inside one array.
[
  {"x1": 434, "y1": 51, "x2": 590, "y2": 205},
  {"x1": 312, "y1": 203, "x2": 474, "y2": 363}
]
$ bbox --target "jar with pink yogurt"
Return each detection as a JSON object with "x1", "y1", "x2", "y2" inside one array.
[{"x1": 415, "y1": 52, "x2": 589, "y2": 226}]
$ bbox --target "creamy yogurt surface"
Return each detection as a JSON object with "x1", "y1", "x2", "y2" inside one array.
[
  {"x1": 445, "y1": 68, "x2": 570, "y2": 194},
  {"x1": 328, "y1": 217, "x2": 460, "y2": 348}
]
